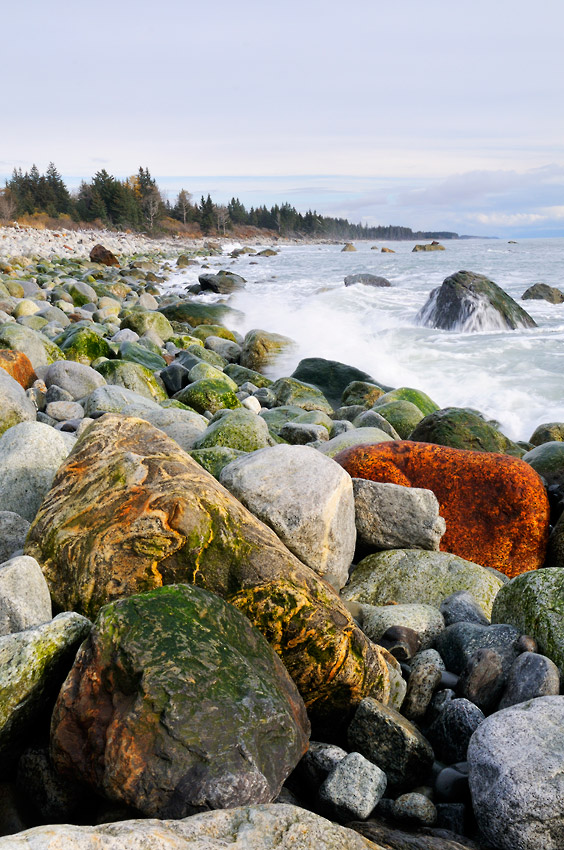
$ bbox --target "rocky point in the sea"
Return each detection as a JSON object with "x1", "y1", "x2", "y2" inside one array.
[{"x1": 0, "y1": 224, "x2": 563, "y2": 850}]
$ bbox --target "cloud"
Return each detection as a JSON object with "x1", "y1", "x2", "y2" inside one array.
[{"x1": 472, "y1": 212, "x2": 546, "y2": 226}]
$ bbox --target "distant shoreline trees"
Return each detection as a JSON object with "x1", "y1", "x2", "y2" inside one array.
[{"x1": 1, "y1": 163, "x2": 460, "y2": 241}]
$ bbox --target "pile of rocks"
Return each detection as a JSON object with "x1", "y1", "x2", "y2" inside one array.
[{"x1": 1, "y1": 238, "x2": 564, "y2": 849}]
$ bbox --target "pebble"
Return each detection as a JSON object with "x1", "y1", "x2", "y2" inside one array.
[{"x1": 391, "y1": 792, "x2": 437, "y2": 826}]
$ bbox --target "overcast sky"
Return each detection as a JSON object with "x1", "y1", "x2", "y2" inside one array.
[{"x1": 2, "y1": 0, "x2": 563, "y2": 236}]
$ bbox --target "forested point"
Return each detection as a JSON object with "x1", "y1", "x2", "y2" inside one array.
[{"x1": 0, "y1": 163, "x2": 459, "y2": 241}]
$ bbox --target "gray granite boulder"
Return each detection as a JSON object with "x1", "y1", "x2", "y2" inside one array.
[
  {"x1": 468, "y1": 696, "x2": 564, "y2": 850},
  {"x1": 0, "y1": 511, "x2": 30, "y2": 564},
  {"x1": 0, "y1": 555, "x2": 52, "y2": 636},
  {"x1": 83, "y1": 384, "x2": 161, "y2": 417},
  {"x1": 220, "y1": 445, "x2": 356, "y2": 589},
  {"x1": 0, "y1": 370, "x2": 37, "y2": 437},
  {"x1": 44, "y1": 361, "x2": 106, "y2": 400},
  {"x1": 352, "y1": 479, "x2": 445, "y2": 551},
  {"x1": 498, "y1": 651, "x2": 560, "y2": 709}
]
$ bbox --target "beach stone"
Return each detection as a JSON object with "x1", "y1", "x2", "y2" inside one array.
[
  {"x1": 291, "y1": 358, "x2": 378, "y2": 410},
  {"x1": 0, "y1": 421, "x2": 73, "y2": 521},
  {"x1": 457, "y1": 648, "x2": 507, "y2": 714},
  {"x1": 63, "y1": 280, "x2": 98, "y2": 306},
  {"x1": 373, "y1": 387, "x2": 439, "y2": 418},
  {"x1": 269, "y1": 377, "x2": 333, "y2": 414},
  {"x1": 119, "y1": 339, "x2": 167, "y2": 371},
  {"x1": 342, "y1": 549, "x2": 505, "y2": 619},
  {"x1": 416, "y1": 269, "x2": 537, "y2": 331},
  {"x1": 117, "y1": 404, "x2": 208, "y2": 452},
  {"x1": 439, "y1": 590, "x2": 489, "y2": 626},
  {"x1": 174, "y1": 377, "x2": 242, "y2": 415},
  {"x1": 161, "y1": 301, "x2": 243, "y2": 328},
  {"x1": 0, "y1": 512, "x2": 30, "y2": 564},
  {"x1": 45, "y1": 401, "x2": 84, "y2": 421},
  {"x1": 392, "y1": 793, "x2": 437, "y2": 826},
  {"x1": 317, "y1": 428, "x2": 394, "y2": 459},
  {"x1": 55, "y1": 325, "x2": 112, "y2": 365},
  {"x1": 219, "y1": 444, "x2": 356, "y2": 589},
  {"x1": 181, "y1": 343, "x2": 227, "y2": 370},
  {"x1": 352, "y1": 479, "x2": 445, "y2": 551},
  {"x1": 370, "y1": 400, "x2": 424, "y2": 439},
  {"x1": 434, "y1": 763, "x2": 470, "y2": 803},
  {"x1": 224, "y1": 363, "x2": 273, "y2": 388},
  {"x1": 194, "y1": 408, "x2": 273, "y2": 452},
  {"x1": 279, "y1": 421, "x2": 329, "y2": 443},
  {"x1": 191, "y1": 324, "x2": 238, "y2": 343},
  {"x1": 89, "y1": 244, "x2": 119, "y2": 266},
  {"x1": 160, "y1": 361, "x2": 190, "y2": 394},
  {"x1": 44, "y1": 360, "x2": 106, "y2": 399},
  {"x1": 0, "y1": 803, "x2": 380, "y2": 850},
  {"x1": 468, "y1": 695, "x2": 564, "y2": 850},
  {"x1": 427, "y1": 698, "x2": 484, "y2": 763},
  {"x1": 491, "y1": 568, "x2": 564, "y2": 676},
  {"x1": 204, "y1": 335, "x2": 241, "y2": 362},
  {"x1": 529, "y1": 422, "x2": 564, "y2": 446},
  {"x1": 0, "y1": 370, "x2": 37, "y2": 437},
  {"x1": 296, "y1": 741, "x2": 347, "y2": 787},
  {"x1": 190, "y1": 447, "x2": 248, "y2": 479},
  {"x1": 51, "y1": 585, "x2": 309, "y2": 817},
  {"x1": 498, "y1": 651, "x2": 560, "y2": 709},
  {"x1": 83, "y1": 384, "x2": 161, "y2": 417},
  {"x1": 409, "y1": 407, "x2": 523, "y2": 456},
  {"x1": 0, "y1": 612, "x2": 91, "y2": 759},
  {"x1": 360, "y1": 604, "x2": 444, "y2": 651},
  {"x1": 341, "y1": 381, "x2": 386, "y2": 408},
  {"x1": 0, "y1": 350, "x2": 37, "y2": 390},
  {"x1": 238, "y1": 328, "x2": 295, "y2": 371},
  {"x1": 402, "y1": 652, "x2": 444, "y2": 720},
  {"x1": 335, "y1": 441, "x2": 549, "y2": 578},
  {"x1": 0, "y1": 323, "x2": 64, "y2": 368},
  {"x1": 352, "y1": 409, "x2": 401, "y2": 438},
  {"x1": 523, "y1": 440, "x2": 564, "y2": 487},
  {"x1": 348, "y1": 697, "x2": 434, "y2": 789},
  {"x1": 0, "y1": 555, "x2": 51, "y2": 636},
  {"x1": 377, "y1": 625, "x2": 421, "y2": 661},
  {"x1": 434, "y1": 622, "x2": 521, "y2": 675},
  {"x1": 198, "y1": 270, "x2": 246, "y2": 294},
  {"x1": 121, "y1": 309, "x2": 174, "y2": 341},
  {"x1": 188, "y1": 360, "x2": 232, "y2": 385},
  {"x1": 25, "y1": 414, "x2": 392, "y2": 726},
  {"x1": 95, "y1": 359, "x2": 167, "y2": 402},
  {"x1": 319, "y1": 751, "x2": 387, "y2": 821},
  {"x1": 259, "y1": 405, "x2": 303, "y2": 435},
  {"x1": 522, "y1": 282, "x2": 564, "y2": 303}
]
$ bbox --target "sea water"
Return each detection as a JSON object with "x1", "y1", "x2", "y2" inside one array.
[{"x1": 166, "y1": 237, "x2": 564, "y2": 442}]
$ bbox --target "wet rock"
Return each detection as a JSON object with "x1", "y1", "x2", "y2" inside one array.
[
  {"x1": 344, "y1": 273, "x2": 391, "y2": 287},
  {"x1": 457, "y1": 648, "x2": 507, "y2": 714},
  {"x1": 371, "y1": 399, "x2": 424, "y2": 439},
  {"x1": 335, "y1": 440, "x2": 549, "y2": 578},
  {"x1": 198, "y1": 270, "x2": 246, "y2": 294},
  {"x1": 0, "y1": 555, "x2": 51, "y2": 636},
  {"x1": 372, "y1": 387, "x2": 439, "y2": 418},
  {"x1": 341, "y1": 381, "x2": 386, "y2": 408},
  {"x1": 292, "y1": 358, "x2": 379, "y2": 410},
  {"x1": 239, "y1": 328, "x2": 295, "y2": 371},
  {"x1": 427, "y1": 698, "x2": 484, "y2": 763},
  {"x1": 279, "y1": 421, "x2": 329, "y2": 444},
  {"x1": 95, "y1": 359, "x2": 167, "y2": 402},
  {"x1": 352, "y1": 408, "x2": 401, "y2": 438},
  {"x1": 174, "y1": 377, "x2": 242, "y2": 415},
  {"x1": 522, "y1": 282, "x2": 564, "y2": 303},
  {"x1": 529, "y1": 422, "x2": 564, "y2": 446},
  {"x1": 498, "y1": 651, "x2": 560, "y2": 709},
  {"x1": 319, "y1": 751, "x2": 387, "y2": 821}
]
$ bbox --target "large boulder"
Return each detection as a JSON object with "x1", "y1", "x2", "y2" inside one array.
[
  {"x1": 25, "y1": 415, "x2": 393, "y2": 726},
  {"x1": 96, "y1": 360, "x2": 168, "y2": 402},
  {"x1": 240, "y1": 329, "x2": 296, "y2": 372},
  {"x1": 0, "y1": 555, "x2": 52, "y2": 636},
  {"x1": 269, "y1": 378, "x2": 333, "y2": 414},
  {"x1": 51, "y1": 585, "x2": 309, "y2": 817},
  {"x1": 220, "y1": 445, "x2": 356, "y2": 589},
  {"x1": 194, "y1": 409, "x2": 272, "y2": 452},
  {"x1": 522, "y1": 283, "x2": 564, "y2": 303},
  {"x1": 291, "y1": 358, "x2": 379, "y2": 410},
  {"x1": 416, "y1": 270, "x2": 537, "y2": 331},
  {"x1": 335, "y1": 441, "x2": 549, "y2": 578},
  {"x1": 344, "y1": 274, "x2": 391, "y2": 287},
  {"x1": 342, "y1": 549, "x2": 506, "y2": 619},
  {"x1": 372, "y1": 387, "x2": 439, "y2": 418},
  {"x1": 121, "y1": 309, "x2": 174, "y2": 341},
  {"x1": 0, "y1": 323, "x2": 64, "y2": 368},
  {"x1": 44, "y1": 360, "x2": 106, "y2": 400},
  {"x1": 468, "y1": 696, "x2": 564, "y2": 850},
  {"x1": 0, "y1": 370, "x2": 37, "y2": 437},
  {"x1": 523, "y1": 440, "x2": 564, "y2": 488},
  {"x1": 160, "y1": 301, "x2": 243, "y2": 327},
  {"x1": 198, "y1": 270, "x2": 246, "y2": 294},
  {"x1": 409, "y1": 407, "x2": 524, "y2": 456}
]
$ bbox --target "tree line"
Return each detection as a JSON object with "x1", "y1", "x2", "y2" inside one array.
[{"x1": 0, "y1": 163, "x2": 459, "y2": 240}]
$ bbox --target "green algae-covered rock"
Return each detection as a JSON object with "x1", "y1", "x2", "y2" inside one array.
[
  {"x1": 371, "y1": 400, "x2": 424, "y2": 439},
  {"x1": 190, "y1": 323, "x2": 238, "y2": 343},
  {"x1": 188, "y1": 361, "x2": 236, "y2": 387},
  {"x1": 0, "y1": 612, "x2": 91, "y2": 760},
  {"x1": 119, "y1": 340, "x2": 166, "y2": 371},
  {"x1": 174, "y1": 378, "x2": 242, "y2": 415},
  {"x1": 0, "y1": 322, "x2": 64, "y2": 369},
  {"x1": 342, "y1": 549, "x2": 507, "y2": 619},
  {"x1": 409, "y1": 407, "x2": 524, "y2": 456},
  {"x1": 63, "y1": 280, "x2": 98, "y2": 307},
  {"x1": 260, "y1": 405, "x2": 304, "y2": 436},
  {"x1": 190, "y1": 446, "x2": 248, "y2": 479},
  {"x1": 491, "y1": 568, "x2": 564, "y2": 675},
  {"x1": 120, "y1": 309, "x2": 174, "y2": 341},
  {"x1": 269, "y1": 377, "x2": 333, "y2": 414},
  {"x1": 341, "y1": 380, "x2": 387, "y2": 408},
  {"x1": 373, "y1": 387, "x2": 439, "y2": 418},
  {"x1": 160, "y1": 301, "x2": 243, "y2": 327},
  {"x1": 194, "y1": 408, "x2": 274, "y2": 452},
  {"x1": 291, "y1": 358, "x2": 379, "y2": 410},
  {"x1": 523, "y1": 441, "x2": 564, "y2": 487},
  {"x1": 224, "y1": 363, "x2": 274, "y2": 388},
  {"x1": 96, "y1": 359, "x2": 167, "y2": 403},
  {"x1": 529, "y1": 423, "x2": 564, "y2": 446},
  {"x1": 294, "y1": 410, "x2": 334, "y2": 432},
  {"x1": 177, "y1": 344, "x2": 227, "y2": 370},
  {"x1": 56, "y1": 326, "x2": 112, "y2": 365},
  {"x1": 51, "y1": 585, "x2": 309, "y2": 817},
  {"x1": 240, "y1": 329, "x2": 296, "y2": 372},
  {"x1": 25, "y1": 415, "x2": 393, "y2": 726}
]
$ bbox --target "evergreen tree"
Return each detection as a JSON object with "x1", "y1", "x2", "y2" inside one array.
[{"x1": 199, "y1": 194, "x2": 215, "y2": 234}]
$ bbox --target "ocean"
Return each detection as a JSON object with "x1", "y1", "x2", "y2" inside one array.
[{"x1": 166, "y1": 237, "x2": 564, "y2": 443}]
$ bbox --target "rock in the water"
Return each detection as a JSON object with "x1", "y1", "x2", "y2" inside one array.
[
  {"x1": 522, "y1": 282, "x2": 564, "y2": 303},
  {"x1": 529, "y1": 422, "x2": 564, "y2": 446},
  {"x1": 0, "y1": 803, "x2": 379, "y2": 849},
  {"x1": 0, "y1": 555, "x2": 51, "y2": 636},
  {"x1": 0, "y1": 421, "x2": 73, "y2": 521},
  {"x1": 413, "y1": 242, "x2": 445, "y2": 252},
  {"x1": 89, "y1": 244, "x2": 119, "y2": 266},
  {"x1": 25, "y1": 415, "x2": 392, "y2": 725},
  {"x1": 342, "y1": 242, "x2": 356, "y2": 251},
  {"x1": 220, "y1": 444, "x2": 356, "y2": 589},
  {"x1": 51, "y1": 585, "x2": 309, "y2": 817},
  {"x1": 409, "y1": 407, "x2": 523, "y2": 456},
  {"x1": 239, "y1": 329, "x2": 295, "y2": 371},
  {"x1": 291, "y1": 358, "x2": 379, "y2": 410},
  {"x1": 335, "y1": 440, "x2": 549, "y2": 578},
  {"x1": 0, "y1": 511, "x2": 31, "y2": 564},
  {"x1": 319, "y1": 751, "x2": 387, "y2": 821},
  {"x1": 344, "y1": 274, "x2": 391, "y2": 288},
  {"x1": 352, "y1": 478, "x2": 445, "y2": 551},
  {"x1": 416, "y1": 270, "x2": 537, "y2": 331},
  {"x1": 0, "y1": 370, "x2": 37, "y2": 437},
  {"x1": 468, "y1": 696, "x2": 564, "y2": 850},
  {"x1": 342, "y1": 548, "x2": 505, "y2": 619}
]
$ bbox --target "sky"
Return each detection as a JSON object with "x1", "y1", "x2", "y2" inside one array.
[{"x1": 2, "y1": 0, "x2": 563, "y2": 237}]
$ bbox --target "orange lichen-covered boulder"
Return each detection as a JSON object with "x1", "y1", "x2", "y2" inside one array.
[
  {"x1": 0, "y1": 349, "x2": 37, "y2": 389},
  {"x1": 335, "y1": 440, "x2": 549, "y2": 578}
]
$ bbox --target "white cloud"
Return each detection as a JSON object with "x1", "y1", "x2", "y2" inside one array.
[{"x1": 473, "y1": 212, "x2": 546, "y2": 226}]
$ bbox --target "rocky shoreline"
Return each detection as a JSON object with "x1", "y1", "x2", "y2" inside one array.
[{"x1": 0, "y1": 227, "x2": 564, "y2": 850}]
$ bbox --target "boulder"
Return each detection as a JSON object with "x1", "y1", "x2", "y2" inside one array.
[
  {"x1": 319, "y1": 751, "x2": 387, "y2": 821},
  {"x1": 0, "y1": 370, "x2": 37, "y2": 437},
  {"x1": 370, "y1": 400, "x2": 423, "y2": 439},
  {"x1": 316, "y1": 428, "x2": 394, "y2": 459},
  {"x1": 498, "y1": 652, "x2": 560, "y2": 709},
  {"x1": 335, "y1": 441, "x2": 549, "y2": 578},
  {"x1": 0, "y1": 350, "x2": 37, "y2": 390},
  {"x1": 342, "y1": 549, "x2": 505, "y2": 619},
  {"x1": 0, "y1": 511, "x2": 31, "y2": 564},
  {"x1": 194, "y1": 409, "x2": 273, "y2": 453},
  {"x1": 121, "y1": 309, "x2": 174, "y2": 341},
  {"x1": 83, "y1": 385, "x2": 161, "y2": 417},
  {"x1": 409, "y1": 407, "x2": 523, "y2": 456},
  {"x1": 341, "y1": 381, "x2": 387, "y2": 407},
  {"x1": 523, "y1": 440, "x2": 564, "y2": 487},
  {"x1": 344, "y1": 274, "x2": 391, "y2": 288},
  {"x1": 413, "y1": 243, "x2": 445, "y2": 251},
  {"x1": 55, "y1": 326, "x2": 112, "y2": 365},
  {"x1": 174, "y1": 378, "x2": 242, "y2": 415},
  {"x1": 360, "y1": 604, "x2": 444, "y2": 651},
  {"x1": 269, "y1": 377, "x2": 333, "y2": 414},
  {"x1": 96, "y1": 359, "x2": 168, "y2": 403},
  {"x1": 372, "y1": 387, "x2": 439, "y2": 418},
  {"x1": 89, "y1": 244, "x2": 119, "y2": 266},
  {"x1": 239, "y1": 329, "x2": 296, "y2": 372},
  {"x1": 63, "y1": 279, "x2": 98, "y2": 306},
  {"x1": 160, "y1": 301, "x2": 243, "y2": 327},
  {"x1": 468, "y1": 696, "x2": 564, "y2": 850},
  {"x1": 0, "y1": 554, "x2": 51, "y2": 636},
  {"x1": 522, "y1": 283, "x2": 564, "y2": 303},
  {"x1": 341, "y1": 243, "x2": 356, "y2": 251},
  {"x1": 529, "y1": 422, "x2": 564, "y2": 446},
  {"x1": 219, "y1": 445, "x2": 356, "y2": 589},
  {"x1": 44, "y1": 361, "x2": 106, "y2": 400},
  {"x1": 224, "y1": 363, "x2": 273, "y2": 389},
  {"x1": 198, "y1": 270, "x2": 246, "y2": 294},
  {"x1": 291, "y1": 358, "x2": 379, "y2": 410},
  {"x1": 25, "y1": 415, "x2": 393, "y2": 726},
  {"x1": 190, "y1": 447, "x2": 248, "y2": 479},
  {"x1": 51, "y1": 585, "x2": 309, "y2": 817},
  {"x1": 416, "y1": 270, "x2": 537, "y2": 331},
  {"x1": 119, "y1": 340, "x2": 167, "y2": 371},
  {"x1": 0, "y1": 322, "x2": 63, "y2": 368}
]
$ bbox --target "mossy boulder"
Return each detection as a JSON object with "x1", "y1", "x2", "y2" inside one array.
[
  {"x1": 50, "y1": 585, "x2": 309, "y2": 817},
  {"x1": 119, "y1": 340, "x2": 166, "y2": 371},
  {"x1": 56, "y1": 326, "x2": 112, "y2": 366},
  {"x1": 63, "y1": 280, "x2": 98, "y2": 307},
  {"x1": 260, "y1": 405, "x2": 305, "y2": 436},
  {"x1": 291, "y1": 359, "x2": 379, "y2": 410},
  {"x1": 316, "y1": 428, "x2": 394, "y2": 459},
  {"x1": 522, "y1": 283, "x2": 564, "y2": 303},
  {"x1": 341, "y1": 381, "x2": 388, "y2": 408},
  {"x1": 240, "y1": 329, "x2": 296, "y2": 372},
  {"x1": 523, "y1": 441, "x2": 564, "y2": 487},
  {"x1": 529, "y1": 423, "x2": 564, "y2": 446},
  {"x1": 96, "y1": 360, "x2": 168, "y2": 403},
  {"x1": 120, "y1": 310, "x2": 174, "y2": 342},
  {"x1": 190, "y1": 447, "x2": 248, "y2": 479},
  {"x1": 372, "y1": 400, "x2": 424, "y2": 439},
  {"x1": 188, "y1": 361, "x2": 237, "y2": 387},
  {"x1": 373, "y1": 387, "x2": 439, "y2": 418},
  {"x1": 25, "y1": 415, "x2": 393, "y2": 726},
  {"x1": 198, "y1": 271, "x2": 246, "y2": 294},
  {"x1": 190, "y1": 324, "x2": 238, "y2": 343},
  {"x1": 160, "y1": 301, "x2": 243, "y2": 327},
  {"x1": 409, "y1": 407, "x2": 524, "y2": 456},
  {"x1": 174, "y1": 378, "x2": 242, "y2": 415},
  {"x1": 223, "y1": 363, "x2": 272, "y2": 388},
  {"x1": 343, "y1": 549, "x2": 506, "y2": 619},
  {"x1": 269, "y1": 377, "x2": 333, "y2": 414},
  {"x1": 0, "y1": 323, "x2": 64, "y2": 369},
  {"x1": 194, "y1": 409, "x2": 274, "y2": 452}
]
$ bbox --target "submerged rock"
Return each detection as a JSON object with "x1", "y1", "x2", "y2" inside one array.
[
  {"x1": 344, "y1": 273, "x2": 391, "y2": 288},
  {"x1": 522, "y1": 282, "x2": 564, "y2": 303}
]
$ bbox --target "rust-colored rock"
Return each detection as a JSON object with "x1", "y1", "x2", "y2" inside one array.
[
  {"x1": 25, "y1": 415, "x2": 392, "y2": 726},
  {"x1": 0, "y1": 349, "x2": 37, "y2": 389},
  {"x1": 89, "y1": 244, "x2": 120, "y2": 266},
  {"x1": 335, "y1": 440, "x2": 549, "y2": 578}
]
